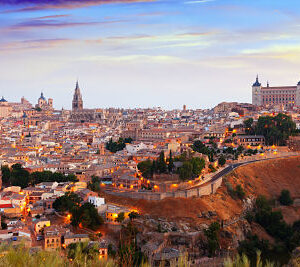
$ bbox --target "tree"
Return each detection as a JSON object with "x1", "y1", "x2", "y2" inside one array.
[
  {"x1": 106, "y1": 137, "x2": 133, "y2": 153},
  {"x1": 235, "y1": 185, "x2": 245, "y2": 200},
  {"x1": 10, "y1": 164, "x2": 30, "y2": 188},
  {"x1": 204, "y1": 222, "x2": 221, "y2": 257},
  {"x1": 244, "y1": 118, "x2": 254, "y2": 135},
  {"x1": 137, "y1": 160, "x2": 153, "y2": 179},
  {"x1": 279, "y1": 189, "x2": 293, "y2": 206},
  {"x1": 116, "y1": 212, "x2": 125, "y2": 223},
  {"x1": 192, "y1": 140, "x2": 212, "y2": 156},
  {"x1": 1, "y1": 220, "x2": 7, "y2": 230},
  {"x1": 157, "y1": 151, "x2": 167, "y2": 173},
  {"x1": 129, "y1": 211, "x2": 139, "y2": 221},
  {"x1": 255, "y1": 113, "x2": 296, "y2": 145},
  {"x1": 168, "y1": 150, "x2": 174, "y2": 173},
  {"x1": 218, "y1": 155, "x2": 226, "y2": 166},
  {"x1": 53, "y1": 192, "x2": 82, "y2": 212},
  {"x1": 190, "y1": 157, "x2": 205, "y2": 177},
  {"x1": 76, "y1": 203, "x2": 104, "y2": 230},
  {"x1": 1, "y1": 165, "x2": 11, "y2": 186},
  {"x1": 179, "y1": 161, "x2": 193, "y2": 180}
]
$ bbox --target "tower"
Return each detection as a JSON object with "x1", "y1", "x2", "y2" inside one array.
[
  {"x1": 296, "y1": 81, "x2": 300, "y2": 107},
  {"x1": 72, "y1": 81, "x2": 83, "y2": 111},
  {"x1": 38, "y1": 92, "x2": 47, "y2": 108},
  {"x1": 252, "y1": 75, "x2": 262, "y2": 106},
  {"x1": 48, "y1": 98, "x2": 53, "y2": 108}
]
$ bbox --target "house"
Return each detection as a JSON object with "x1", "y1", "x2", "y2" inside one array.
[
  {"x1": 34, "y1": 218, "x2": 51, "y2": 234},
  {"x1": 88, "y1": 196, "x2": 105, "y2": 207},
  {"x1": 64, "y1": 233, "x2": 90, "y2": 247},
  {"x1": 234, "y1": 135, "x2": 265, "y2": 147},
  {"x1": 105, "y1": 204, "x2": 130, "y2": 223},
  {"x1": 44, "y1": 229, "x2": 61, "y2": 251}
]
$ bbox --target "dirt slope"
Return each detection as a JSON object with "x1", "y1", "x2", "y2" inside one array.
[{"x1": 103, "y1": 156, "x2": 300, "y2": 224}]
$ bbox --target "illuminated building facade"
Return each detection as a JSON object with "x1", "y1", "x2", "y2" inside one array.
[{"x1": 252, "y1": 76, "x2": 300, "y2": 109}]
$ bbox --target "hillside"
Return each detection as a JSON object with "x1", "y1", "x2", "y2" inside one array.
[{"x1": 104, "y1": 156, "x2": 300, "y2": 224}]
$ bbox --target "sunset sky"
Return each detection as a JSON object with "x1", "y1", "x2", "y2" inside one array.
[{"x1": 1, "y1": 0, "x2": 300, "y2": 109}]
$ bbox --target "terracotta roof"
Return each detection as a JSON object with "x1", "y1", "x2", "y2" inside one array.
[{"x1": 0, "y1": 204, "x2": 13, "y2": 209}]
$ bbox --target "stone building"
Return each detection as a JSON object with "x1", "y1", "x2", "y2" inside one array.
[
  {"x1": 36, "y1": 92, "x2": 53, "y2": 110},
  {"x1": 252, "y1": 76, "x2": 300, "y2": 109},
  {"x1": 72, "y1": 81, "x2": 83, "y2": 111}
]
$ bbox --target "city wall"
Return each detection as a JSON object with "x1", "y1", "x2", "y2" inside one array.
[{"x1": 106, "y1": 176, "x2": 223, "y2": 200}]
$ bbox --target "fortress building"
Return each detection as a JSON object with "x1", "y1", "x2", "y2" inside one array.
[{"x1": 252, "y1": 76, "x2": 300, "y2": 109}]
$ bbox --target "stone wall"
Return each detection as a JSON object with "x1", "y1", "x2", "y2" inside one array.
[{"x1": 105, "y1": 177, "x2": 223, "y2": 200}]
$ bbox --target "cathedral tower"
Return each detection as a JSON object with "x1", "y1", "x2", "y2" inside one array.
[{"x1": 72, "y1": 81, "x2": 83, "y2": 111}]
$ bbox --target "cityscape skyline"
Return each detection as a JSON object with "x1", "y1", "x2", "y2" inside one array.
[{"x1": 1, "y1": 0, "x2": 300, "y2": 109}]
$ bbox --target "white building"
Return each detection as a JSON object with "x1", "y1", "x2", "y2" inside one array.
[{"x1": 88, "y1": 196, "x2": 105, "y2": 207}]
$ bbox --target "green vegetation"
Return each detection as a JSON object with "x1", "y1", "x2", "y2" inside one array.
[
  {"x1": 226, "y1": 183, "x2": 246, "y2": 200},
  {"x1": 225, "y1": 251, "x2": 274, "y2": 267},
  {"x1": 208, "y1": 164, "x2": 216, "y2": 173},
  {"x1": 204, "y1": 222, "x2": 221, "y2": 257},
  {"x1": 4, "y1": 163, "x2": 30, "y2": 188},
  {"x1": 106, "y1": 137, "x2": 133, "y2": 153},
  {"x1": 241, "y1": 195, "x2": 300, "y2": 265},
  {"x1": 1, "y1": 164, "x2": 78, "y2": 188},
  {"x1": 116, "y1": 212, "x2": 125, "y2": 223},
  {"x1": 192, "y1": 140, "x2": 214, "y2": 162},
  {"x1": 0, "y1": 245, "x2": 115, "y2": 267},
  {"x1": 179, "y1": 157, "x2": 205, "y2": 181},
  {"x1": 128, "y1": 211, "x2": 139, "y2": 221},
  {"x1": 53, "y1": 192, "x2": 82, "y2": 212},
  {"x1": 118, "y1": 222, "x2": 147, "y2": 267},
  {"x1": 218, "y1": 155, "x2": 226, "y2": 166},
  {"x1": 245, "y1": 113, "x2": 297, "y2": 146},
  {"x1": 279, "y1": 189, "x2": 293, "y2": 206},
  {"x1": 53, "y1": 192, "x2": 103, "y2": 231},
  {"x1": 67, "y1": 242, "x2": 100, "y2": 260},
  {"x1": 138, "y1": 150, "x2": 205, "y2": 181},
  {"x1": 30, "y1": 171, "x2": 77, "y2": 185},
  {"x1": 87, "y1": 175, "x2": 102, "y2": 192}
]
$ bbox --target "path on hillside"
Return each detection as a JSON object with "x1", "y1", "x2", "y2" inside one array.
[{"x1": 188, "y1": 153, "x2": 300, "y2": 191}]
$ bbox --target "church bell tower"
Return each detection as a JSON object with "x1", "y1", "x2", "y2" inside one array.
[{"x1": 72, "y1": 81, "x2": 83, "y2": 111}]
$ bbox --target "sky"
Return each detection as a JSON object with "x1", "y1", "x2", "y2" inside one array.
[{"x1": 1, "y1": 0, "x2": 300, "y2": 110}]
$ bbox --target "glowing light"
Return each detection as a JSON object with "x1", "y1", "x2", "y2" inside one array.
[
  {"x1": 147, "y1": 180, "x2": 150, "y2": 184},
  {"x1": 171, "y1": 184, "x2": 178, "y2": 188},
  {"x1": 188, "y1": 180, "x2": 192, "y2": 184},
  {"x1": 154, "y1": 185, "x2": 158, "y2": 189}
]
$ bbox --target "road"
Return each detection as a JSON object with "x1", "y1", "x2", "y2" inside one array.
[{"x1": 189, "y1": 154, "x2": 299, "y2": 190}]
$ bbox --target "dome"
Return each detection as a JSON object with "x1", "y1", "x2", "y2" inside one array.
[
  {"x1": 0, "y1": 96, "x2": 7, "y2": 102},
  {"x1": 252, "y1": 76, "x2": 261, "y2": 87},
  {"x1": 39, "y1": 92, "x2": 46, "y2": 101}
]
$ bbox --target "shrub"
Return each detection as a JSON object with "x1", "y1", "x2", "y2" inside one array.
[
  {"x1": 279, "y1": 190, "x2": 293, "y2": 206},
  {"x1": 235, "y1": 185, "x2": 246, "y2": 200}
]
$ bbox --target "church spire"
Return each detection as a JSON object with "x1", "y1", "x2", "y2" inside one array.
[{"x1": 72, "y1": 80, "x2": 83, "y2": 111}]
